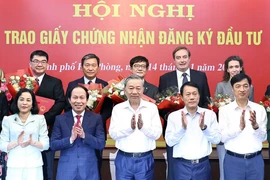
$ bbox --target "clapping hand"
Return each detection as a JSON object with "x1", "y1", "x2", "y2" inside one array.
[
  {"x1": 17, "y1": 131, "x2": 33, "y2": 148},
  {"x1": 75, "y1": 122, "x2": 85, "y2": 139},
  {"x1": 181, "y1": 111, "x2": 188, "y2": 129},
  {"x1": 239, "y1": 110, "x2": 246, "y2": 130},
  {"x1": 137, "y1": 113, "x2": 143, "y2": 129},
  {"x1": 71, "y1": 123, "x2": 78, "y2": 141},
  {"x1": 199, "y1": 112, "x2": 206, "y2": 130},
  {"x1": 131, "y1": 114, "x2": 136, "y2": 130},
  {"x1": 249, "y1": 110, "x2": 258, "y2": 130}
]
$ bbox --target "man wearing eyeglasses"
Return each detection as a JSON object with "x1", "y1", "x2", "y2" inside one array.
[
  {"x1": 219, "y1": 73, "x2": 267, "y2": 180},
  {"x1": 129, "y1": 56, "x2": 158, "y2": 99},
  {"x1": 30, "y1": 50, "x2": 65, "y2": 180},
  {"x1": 65, "y1": 53, "x2": 113, "y2": 179}
]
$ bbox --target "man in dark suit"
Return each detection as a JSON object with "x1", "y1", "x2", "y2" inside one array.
[
  {"x1": 65, "y1": 53, "x2": 112, "y2": 179},
  {"x1": 29, "y1": 50, "x2": 65, "y2": 180},
  {"x1": 265, "y1": 85, "x2": 270, "y2": 164},
  {"x1": 158, "y1": 46, "x2": 210, "y2": 180},
  {"x1": 129, "y1": 56, "x2": 158, "y2": 99},
  {"x1": 51, "y1": 85, "x2": 105, "y2": 180}
]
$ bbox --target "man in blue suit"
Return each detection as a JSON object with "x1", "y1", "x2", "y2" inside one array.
[
  {"x1": 51, "y1": 85, "x2": 105, "y2": 180},
  {"x1": 65, "y1": 53, "x2": 113, "y2": 178}
]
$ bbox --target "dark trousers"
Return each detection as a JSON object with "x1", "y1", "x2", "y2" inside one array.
[
  {"x1": 224, "y1": 153, "x2": 264, "y2": 180},
  {"x1": 42, "y1": 149, "x2": 55, "y2": 180},
  {"x1": 173, "y1": 157, "x2": 211, "y2": 180},
  {"x1": 166, "y1": 145, "x2": 175, "y2": 180},
  {"x1": 0, "y1": 152, "x2": 7, "y2": 180},
  {"x1": 115, "y1": 152, "x2": 154, "y2": 180},
  {"x1": 95, "y1": 149, "x2": 103, "y2": 180}
]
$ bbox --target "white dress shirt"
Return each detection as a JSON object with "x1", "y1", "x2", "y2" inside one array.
[
  {"x1": 219, "y1": 100, "x2": 267, "y2": 154},
  {"x1": 165, "y1": 107, "x2": 221, "y2": 160},
  {"x1": 109, "y1": 99, "x2": 162, "y2": 153},
  {"x1": 176, "y1": 68, "x2": 190, "y2": 92},
  {"x1": 84, "y1": 76, "x2": 96, "y2": 84},
  {"x1": 35, "y1": 73, "x2": 45, "y2": 85},
  {"x1": 71, "y1": 110, "x2": 85, "y2": 124}
]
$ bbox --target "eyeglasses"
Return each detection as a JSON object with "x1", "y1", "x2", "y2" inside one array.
[
  {"x1": 31, "y1": 60, "x2": 47, "y2": 65},
  {"x1": 133, "y1": 64, "x2": 147, "y2": 69}
]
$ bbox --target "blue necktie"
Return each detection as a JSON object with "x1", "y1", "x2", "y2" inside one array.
[{"x1": 182, "y1": 73, "x2": 188, "y2": 84}]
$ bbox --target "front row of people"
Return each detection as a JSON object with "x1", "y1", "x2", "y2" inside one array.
[{"x1": 0, "y1": 73, "x2": 267, "y2": 180}]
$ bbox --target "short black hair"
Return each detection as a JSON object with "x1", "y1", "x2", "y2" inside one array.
[
  {"x1": 180, "y1": 82, "x2": 200, "y2": 96},
  {"x1": 30, "y1": 50, "x2": 49, "y2": 62},
  {"x1": 129, "y1": 56, "x2": 149, "y2": 68},
  {"x1": 67, "y1": 85, "x2": 89, "y2": 100},
  {"x1": 231, "y1": 73, "x2": 252, "y2": 87},
  {"x1": 81, "y1": 53, "x2": 100, "y2": 66},
  {"x1": 11, "y1": 88, "x2": 39, "y2": 114}
]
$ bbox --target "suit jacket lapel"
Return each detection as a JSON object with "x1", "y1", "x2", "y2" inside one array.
[
  {"x1": 95, "y1": 78, "x2": 106, "y2": 88},
  {"x1": 36, "y1": 74, "x2": 48, "y2": 95},
  {"x1": 24, "y1": 114, "x2": 35, "y2": 126},
  {"x1": 78, "y1": 77, "x2": 85, "y2": 84},
  {"x1": 143, "y1": 81, "x2": 149, "y2": 94},
  {"x1": 82, "y1": 111, "x2": 91, "y2": 129},
  {"x1": 171, "y1": 71, "x2": 178, "y2": 88},
  {"x1": 65, "y1": 111, "x2": 74, "y2": 131},
  {"x1": 190, "y1": 69, "x2": 198, "y2": 84}
]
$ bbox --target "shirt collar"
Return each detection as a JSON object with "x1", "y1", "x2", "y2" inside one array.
[
  {"x1": 84, "y1": 76, "x2": 96, "y2": 84},
  {"x1": 72, "y1": 110, "x2": 85, "y2": 118},
  {"x1": 123, "y1": 99, "x2": 148, "y2": 109},
  {"x1": 231, "y1": 100, "x2": 252, "y2": 110},
  {"x1": 176, "y1": 68, "x2": 190, "y2": 79},
  {"x1": 182, "y1": 106, "x2": 202, "y2": 115},
  {"x1": 36, "y1": 73, "x2": 45, "y2": 84}
]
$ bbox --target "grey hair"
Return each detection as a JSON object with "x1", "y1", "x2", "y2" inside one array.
[{"x1": 124, "y1": 74, "x2": 144, "y2": 87}]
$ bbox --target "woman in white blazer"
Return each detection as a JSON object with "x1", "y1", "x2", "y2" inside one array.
[{"x1": 0, "y1": 88, "x2": 49, "y2": 180}]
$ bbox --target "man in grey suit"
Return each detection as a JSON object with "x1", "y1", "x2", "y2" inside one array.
[
  {"x1": 158, "y1": 46, "x2": 210, "y2": 180},
  {"x1": 129, "y1": 56, "x2": 158, "y2": 99}
]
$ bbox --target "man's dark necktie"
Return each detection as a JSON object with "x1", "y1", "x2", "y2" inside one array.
[
  {"x1": 87, "y1": 81, "x2": 92, "y2": 84},
  {"x1": 182, "y1": 73, "x2": 188, "y2": 84},
  {"x1": 35, "y1": 78, "x2": 39, "y2": 85}
]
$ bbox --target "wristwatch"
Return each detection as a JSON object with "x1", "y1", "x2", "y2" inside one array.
[{"x1": 201, "y1": 125, "x2": 207, "y2": 131}]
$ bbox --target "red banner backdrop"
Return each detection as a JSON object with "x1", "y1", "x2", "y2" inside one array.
[{"x1": 0, "y1": 0, "x2": 269, "y2": 102}]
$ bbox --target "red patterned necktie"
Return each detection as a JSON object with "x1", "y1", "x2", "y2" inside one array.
[
  {"x1": 75, "y1": 115, "x2": 81, "y2": 127},
  {"x1": 75, "y1": 115, "x2": 81, "y2": 138}
]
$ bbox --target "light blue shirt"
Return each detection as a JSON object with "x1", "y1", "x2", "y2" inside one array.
[{"x1": 165, "y1": 107, "x2": 221, "y2": 159}]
